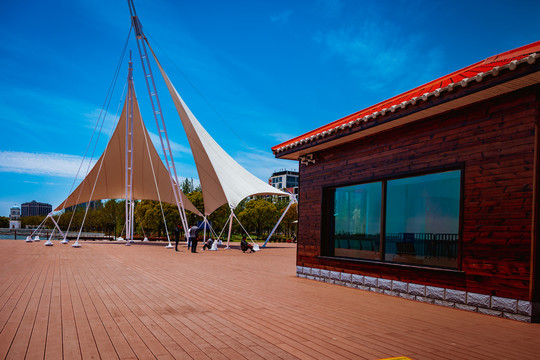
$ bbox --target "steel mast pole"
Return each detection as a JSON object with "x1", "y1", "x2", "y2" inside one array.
[
  {"x1": 125, "y1": 51, "x2": 135, "y2": 245},
  {"x1": 263, "y1": 194, "x2": 297, "y2": 248},
  {"x1": 127, "y1": 0, "x2": 190, "y2": 241}
]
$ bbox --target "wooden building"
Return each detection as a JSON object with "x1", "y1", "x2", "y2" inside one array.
[{"x1": 273, "y1": 41, "x2": 540, "y2": 322}]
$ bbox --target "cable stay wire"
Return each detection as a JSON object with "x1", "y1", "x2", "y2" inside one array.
[
  {"x1": 145, "y1": 31, "x2": 253, "y2": 151},
  {"x1": 61, "y1": 26, "x2": 132, "y2": 213},
  {"x1": 29, "y1": 216, "x2": 50, "y2": 239},
  {"x1": 74, "y1": 81, "x2": 128, "y2": 246},
  {"x1": 140, "y1": 104, "x2": 174, "y2": 244},
  {"x1": 63, "y1": 27, "x2": 132, "y2": 241},
  {"x1": 216, "y1": 215, "x2": 231, "y2": 240},
  {"x1": 231, "y1": 211, "x2": 256, "y2": 244}
]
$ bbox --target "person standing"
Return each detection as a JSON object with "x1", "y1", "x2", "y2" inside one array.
[
  {"x1": 189, "y1": 224, "x2": 199, "y2": 253},
  {"x1": 174, "y1": 224, "x2": 181, "y2": 252}
]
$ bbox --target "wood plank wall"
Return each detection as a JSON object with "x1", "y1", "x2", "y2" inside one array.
[{"x1": 297, "y1": 85, "x2": 540, "y2": 301}]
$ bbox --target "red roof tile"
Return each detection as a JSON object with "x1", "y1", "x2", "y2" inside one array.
[{"x1": 273, "y1": 41, "x2": 540, "y2": 154}]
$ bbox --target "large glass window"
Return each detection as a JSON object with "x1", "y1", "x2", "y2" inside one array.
[
  {"x1": 384, "y1": 170, "x2": 460, "y2": 267},
  {"x1": 333, "y1": 182, "x2": 381, "y2": 260},
  {"x1": 326, "y1": 169, "x2": 461, "y2": 269}
]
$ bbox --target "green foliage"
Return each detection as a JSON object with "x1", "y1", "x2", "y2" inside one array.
[
  {"x1": 135, "y1": 200, "x2": 160, "y2": 236},
  {"x1": 163, "y1": 203, "x2": 181, "y2": 236},
  {"x1": 278, "y1": 203, "x2": 298, "y2": 237},
  {"x1": 208, "y1": 203, "x2": 230, "y2": 237},
  {"x1": 100, "y1": 199, "x2": 124, "y2": 235},
  {"x1": 0, "y1": 216, "x2": 9, "y2": 228},
  {"x1": 21, "y1": 215, "x2": 47, "y2": 227},
  {"x1": 237, "y1": 198, "x2": 278, "y2": 238},
  {"x1": 186, "y1": 190, "x2": 203, "y2": 227},
  {"x1": 25, "y1": 185, "x2": 290, "y2": 240},
  {"x1": 53, "y1": 199, "x2": 123, "y2": 235},
  {"x1": 180, "y1": 178, "x2": 201, "y2": 195},
  {"x1": 134, "y1": 200, "x2": 182, "y2": 238},
  {"x1": 273, "y1": 197, "x2": 291, "y2": 211}
]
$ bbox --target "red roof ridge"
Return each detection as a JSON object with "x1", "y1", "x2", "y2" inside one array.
[{"x1": 273, "y1": 40, "x2": 540, "y2": 154}]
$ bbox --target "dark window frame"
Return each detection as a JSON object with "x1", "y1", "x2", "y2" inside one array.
[{"x1": 321, "y1": 165, "x2": 464, "y2": 270}]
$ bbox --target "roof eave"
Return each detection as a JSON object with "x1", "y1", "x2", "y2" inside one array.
[{"x1": 274, "y1": 59, "x2": 540, "y2": 161}]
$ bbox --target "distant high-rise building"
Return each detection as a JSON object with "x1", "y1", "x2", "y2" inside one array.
[
  {"x1": 269, "y1": 170, "x2": 299, "y2": 196},
  {"x1": 9, "y1": 206, "x2": 21, "y2": 229},
  {"x1": 21, "y1": 200, "x2": 52, "y2": 217}
]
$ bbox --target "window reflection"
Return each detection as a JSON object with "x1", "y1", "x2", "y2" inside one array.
[
  {"x1": 384, "y1": 170, "x2": 460, "y2": 267},
  {"x1": 327, "y1": 169, "x2": 461, "y2": 269},
  {"x1": 334, "y1": 182, "x2": 381, "y2": 260}
]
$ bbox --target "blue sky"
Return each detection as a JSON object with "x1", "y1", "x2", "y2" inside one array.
[{"x1": 1, "y1": 0, "x2": 539, "y2": 216}]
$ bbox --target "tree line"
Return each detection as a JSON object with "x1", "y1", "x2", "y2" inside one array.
[{"x1": 6, "y1": 179, "x2": 297, "y2": 241}]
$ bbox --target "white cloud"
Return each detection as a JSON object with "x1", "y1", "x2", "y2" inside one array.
[
  {"x1": 270, "y1": 10, "x2": 293, "y2": 24},
  {"x1": 82, "y1": 108, "x2": 119, "y2": 139},
  {"x1": 0, "y1": 136, "x2": 191, "y2": 181},
  {"x1": 268, "y1": 132, "x2": 296, "y2": 143},
  {"x1": 0, "y1": 151, "x2": 95, "y2": 178},
  {"x1": 313, "y1": 18, "x2": 444, "y2": 92},
  {"x1": 148, "y1": 131, "x2": 192, "y2": 157},
  {"x1": 0, "y1": 87, "x2": 104, "y2": 149}
]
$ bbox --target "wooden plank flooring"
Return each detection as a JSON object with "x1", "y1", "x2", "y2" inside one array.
[{"x1": 0, "y1": 240, "x2": 539, "y2": 359}]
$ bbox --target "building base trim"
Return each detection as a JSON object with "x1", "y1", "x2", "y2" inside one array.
[{"x1": 296, "y1": 266, "x2": 536, "y2": 323}]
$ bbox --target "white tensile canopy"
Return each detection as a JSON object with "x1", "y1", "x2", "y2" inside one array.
[
  {"x1": 149, "y1": 46, "x2": 289, "y2": 216},
  {"x1": 55, "y1": 90, "x2": 201, "y2": 215},
  {"x1": 35, "y1": 2, "x2": 293, "y2": 249}
]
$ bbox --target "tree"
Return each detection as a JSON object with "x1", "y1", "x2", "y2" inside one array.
[
  {"x1": 180, "y1": 178, "x2": 198, "y2": 195},
  {"x1": 99, "y1": 199, "x2": 124, "y2": 237},
  {"x1": 208, "y1": 203, "x2": 230, "y2": 237},
  {"x1": 135, "y1": 200, "x2": 155, "y2": 237},
  {"x1": 21, "y1": 215, "x2": 47, "y2": 228},
  {"x1": 186, "y1": 190, "x2": 204, "y2": 227},
  {"x1": 278, "y1": 203, "x2": 298, "y2": 238},
  {"x1": 144, "y1": 204, "x2": 164, "y2": 236},
  {"x1": 17, "y1": 180, "x2": 286, "y2": 241},
  {"x1": 162, "y1": 203, "x2": 181, "y2": 238},
  {"x1": 84, "y1": 208, "x2": 100, "y2": 232},
  {"x1": 237, "y1": 199, "x2": 278, "y2": 238},
  {"x1": 273, "y1": 196, "x2": 290, "y2": 212},
  {"x1": 57, "y1": 208, "x2": 84, "y2": 232},
  {"x1": 0, "y1": 216, "x2": 9, "y2": 228}
]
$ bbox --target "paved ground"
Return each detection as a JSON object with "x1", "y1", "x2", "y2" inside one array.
[{"x1": 0, "y1": 239, "x2": 539, "y2": 360}]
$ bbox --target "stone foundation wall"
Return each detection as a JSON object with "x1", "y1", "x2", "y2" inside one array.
[{"x1": 297, "y1": 266, "x2": 535, "y2": 322}]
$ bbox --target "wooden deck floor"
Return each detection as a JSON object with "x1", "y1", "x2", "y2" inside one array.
[{"x1": 0, "y1": 240, "x2": 539, "y2": 360}]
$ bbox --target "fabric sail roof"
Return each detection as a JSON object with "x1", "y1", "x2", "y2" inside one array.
[
  {"x1": 55, "y1": 88, "x2": 201, "y2": 215},
  {"x1": 147, "y1": 44, "x2": 289, "y2": 216}
]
